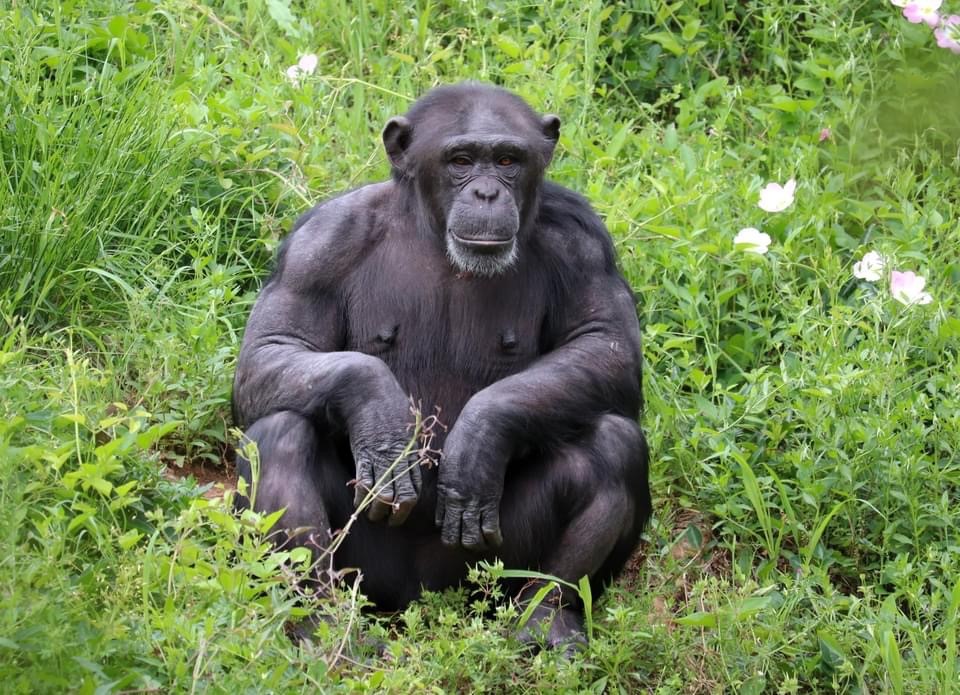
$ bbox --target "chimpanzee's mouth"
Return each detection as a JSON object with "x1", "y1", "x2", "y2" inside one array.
[{"x1": 450, "y1": 233, "x2": 515, "y2": 253}]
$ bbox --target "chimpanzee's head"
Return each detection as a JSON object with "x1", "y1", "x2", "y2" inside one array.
[{"x1": 382, "y1": 83, "x2": 560, "y2": 276}]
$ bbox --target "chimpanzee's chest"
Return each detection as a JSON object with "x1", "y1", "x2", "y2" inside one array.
[{"x1": 342, "y1": 247, "x2": 548, "y2": 418}]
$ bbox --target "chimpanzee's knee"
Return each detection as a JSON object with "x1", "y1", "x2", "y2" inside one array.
[
  {"x1": 233, "y1": 411, "x2": 328, "y2": 540},
  {"x1": 589, "y1": 414, "x2": 650, "y2": 518}
]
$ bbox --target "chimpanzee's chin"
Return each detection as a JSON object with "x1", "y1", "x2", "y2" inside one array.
[{"x1": 446, "y1": 234, "x2": 517, "y2": 277}]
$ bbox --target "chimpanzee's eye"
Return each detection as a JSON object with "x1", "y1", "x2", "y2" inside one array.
[
  {"x1": 497, "y1": 156, "x2": 514, "y2": 167},
  {"x1": 451, "y1": 156, "x2": 472, "y2": 166}
]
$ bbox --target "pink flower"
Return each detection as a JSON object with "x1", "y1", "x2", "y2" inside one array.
[
  {"x1": 758, "y1": 179, "x2": 796, "y2": 213},
  {"x1": 818, "y1": 127, "x2": 831, "y2": 142},
  {"x1": 890, "y1": 270, "x2": 933, "y2": 305},
  {"x1": 935, "y1": 15, "x2": 960, "y2": 54},
  {"x1": 902, "y1": 0, "x2": 942, "y2": 28}
]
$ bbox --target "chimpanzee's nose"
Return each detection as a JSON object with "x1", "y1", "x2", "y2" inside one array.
[{"x1": 472, "y1": 179, "x2": 500, "y2": 202}]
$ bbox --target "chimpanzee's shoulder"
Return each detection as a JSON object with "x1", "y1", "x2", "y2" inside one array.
[
  {"x1": 271, "y1": 182, "x2": 398, "y2": 289},
  {"x1": 535, "y1": 180, "x2": 618, "y2": 273}
]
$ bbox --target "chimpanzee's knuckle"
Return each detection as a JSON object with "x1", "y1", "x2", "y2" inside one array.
[
  {"x1": 367, "y1": 498, "x2": 391, "y2": 522},
  {"x1": 441, "y1": 518, "x2": 460, "y2": 547},
  {"x1": 463, "y1": 534, "x2": 484, "y2": 552},
  {"x1": 396, "y1": 485, "x2": 417, "y2": 503}
]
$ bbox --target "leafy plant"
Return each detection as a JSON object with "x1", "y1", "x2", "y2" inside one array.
[{"x1": 1, "y1": 0, "x2": 959, "y2": 690}]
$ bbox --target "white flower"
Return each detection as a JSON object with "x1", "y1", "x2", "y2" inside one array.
[
  {"x1": 285, "y1": 64, "x2": 302, "y2": 86},
  {"x1": 297, "y1": 53, "x2": 318, "y2": 74},
  {"x1": 853, "y1": 251, "x2": 886, "y2": 282},
  {"x1": 285, "y1": 53, "x2": 319, "y2": 87},
  {"x1": 733, "y1": 227, "x2": 772, "y2": 255},
  {"x1": 890, "y1": 270, "x2": 933, "y2": 305},
  {"x1": 758, "y1": 178, "x2": 797, "y2": 213}
]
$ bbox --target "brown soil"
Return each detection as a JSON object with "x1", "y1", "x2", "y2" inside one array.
[{"x1": 163, "y1": 460, "x2": 236, "y2": 499}]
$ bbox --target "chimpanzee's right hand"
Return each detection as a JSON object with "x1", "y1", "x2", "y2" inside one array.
[{"x1": 348, "y1": 368, "x2": 420, "y2": 526}]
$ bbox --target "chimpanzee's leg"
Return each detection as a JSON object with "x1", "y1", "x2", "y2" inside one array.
[
  {"x1": 234, "y1": 410, "x2": 650, "y2": 651},
  {"x1": 235, "y1": 410, "x2": 438, "y2": 611},
  {"x1": 496, "y1": 414, "x2": 650, "y2": 650},
  {"x1": 234, "y1": 411, "x2": 337, "y2": 553}
]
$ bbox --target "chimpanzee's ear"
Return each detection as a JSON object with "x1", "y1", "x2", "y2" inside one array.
[
  {"x1": 540, "y1": 114, "x2": 561, "y2": 165},
  {"x1": 541, "y1": 114, "x2": 561, "y2": 143},
  {"x1": 382, "y1": 116, "x2": 412, "y2": 172}
]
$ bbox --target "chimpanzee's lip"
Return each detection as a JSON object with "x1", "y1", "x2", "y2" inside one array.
[{"x1": 451, "y1": 233, "x2": 515, "y2": 252}]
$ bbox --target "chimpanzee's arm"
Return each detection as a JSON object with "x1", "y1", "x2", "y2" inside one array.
[
  {"x1": 436, "y1": 195, "x2": 642, "y2": 549},
  {"x1": 473, "y1": 285, "x2": 640, "y2": 436},
  {"x1": 233, "y1": 193, "x2": 420, "y2": 524}
]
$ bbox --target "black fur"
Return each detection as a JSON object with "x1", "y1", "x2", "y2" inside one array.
[{"x1": 233, "y1": 83, "x2": 650, "y2": 643}]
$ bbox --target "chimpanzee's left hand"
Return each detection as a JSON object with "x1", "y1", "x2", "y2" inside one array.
[{"x1": 435, "y1": 403, "x2": 510, "y2": 551}]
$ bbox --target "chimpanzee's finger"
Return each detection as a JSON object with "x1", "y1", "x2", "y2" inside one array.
[
  {"x1": 367, "y1": 493, "x2": 393, "y2": 522},
  {"x1": 408, "y1": 457, "x2": 422, "y2": 494},
  {"x1": 461, "y1": 511, "x2": 486, "y2": 552},
  {"x1": 440, "y1": 508, "x2": 462, "y2": 548},
  {"x1": 481, "y1": 510, "x2": 503, "y2": 549},
  {"x1": 389, "y1": 496, "x2": 417, "y2": 526},
  {"x1": 353, "y1": 459, "x2": 375, "y2": 508}
]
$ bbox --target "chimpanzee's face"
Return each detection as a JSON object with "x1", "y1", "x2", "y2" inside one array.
[{"x1": 382, "y1": 88, "x2": 560, "y2": 277}]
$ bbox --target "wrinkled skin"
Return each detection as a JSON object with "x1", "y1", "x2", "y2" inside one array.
[{"x1": 232, "y1": 83, "x2": 651, "y2": 649}]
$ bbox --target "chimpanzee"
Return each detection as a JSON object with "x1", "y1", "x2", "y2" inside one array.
[{"x1": 232, "y1": 82, "x2": 650, "y2": 650}]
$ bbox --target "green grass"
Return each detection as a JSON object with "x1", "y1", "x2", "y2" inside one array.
[{"x1": 2, "y1": 0, "x2": 960, "y2": 691}]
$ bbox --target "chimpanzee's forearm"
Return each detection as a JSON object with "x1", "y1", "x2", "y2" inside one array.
[{"x1": 233, "y1": 342, "x2": 406, "y2": 429}]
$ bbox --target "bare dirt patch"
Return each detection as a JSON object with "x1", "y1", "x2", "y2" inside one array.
[{"x1": 163, "y1": 460, "x2": 236, "y2": 500}]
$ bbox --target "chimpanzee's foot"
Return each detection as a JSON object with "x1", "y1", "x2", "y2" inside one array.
[
  {"x1": 285, "y1": 613, "x2": 325, "y2": 645},
  {"x1": 286, "y1": 612, "x2": 388, "y2": 658},
  {"x1": 515, "y1": 588, "x2": 588, "y2": 657}
]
